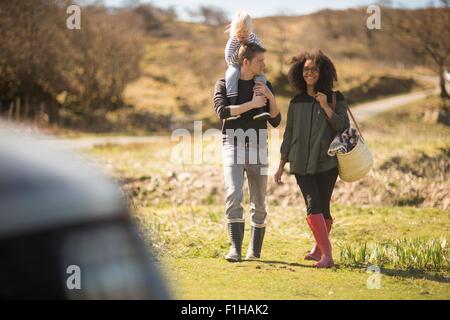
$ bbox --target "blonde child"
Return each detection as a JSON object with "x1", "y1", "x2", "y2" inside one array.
[{"x1": 224, "y1": 11, "x2": 270, "y2": 120}]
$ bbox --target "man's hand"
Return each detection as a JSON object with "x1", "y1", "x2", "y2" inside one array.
[
  {"x1": 228, "y1": 94, "x2": 266, "y2": 117},
  {"x1": 251, "y1": 93, "x2": 267, "y2": 109},
  {"x1": 254, "y1": 82, "x2": 274, "y2": 101},
  {"x1": 254, "y1": 81, "x2": 280, "y2": 119}
]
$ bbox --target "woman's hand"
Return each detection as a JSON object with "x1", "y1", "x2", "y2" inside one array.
[
  {"x1": 315, "y1": 92, "x2": 328, "y2": 108},
  {"x1": 274, "y1": 166, "x2": 285, "y2": 185},
  {"x1": 315, "y1": 91, "x2": 334, "y2": 119}
]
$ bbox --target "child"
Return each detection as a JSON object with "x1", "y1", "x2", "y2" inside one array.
[{"x1": 224, "y1": 11, "x2": 271, "y2": 121}]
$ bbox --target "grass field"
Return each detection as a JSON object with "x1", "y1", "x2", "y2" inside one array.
[{"x1": 84, "y1": 95, "x2": 449, "y2": 299}]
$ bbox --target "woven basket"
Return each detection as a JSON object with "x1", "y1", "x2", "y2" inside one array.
[
  {"x1": 336, "y1": 137, "x2": 373, "y2": 182},
  {"x1": 330, "y1": 92, "x2": 373, "y2": 182}
]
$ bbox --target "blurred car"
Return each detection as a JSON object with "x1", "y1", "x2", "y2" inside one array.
[{"x1": 0, "y1": 122, "x2": 171, "y2": 299}]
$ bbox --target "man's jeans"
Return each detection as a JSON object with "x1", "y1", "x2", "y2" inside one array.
[{"x1": 222, "y1": 137, "x2": 268, "y2": 227}]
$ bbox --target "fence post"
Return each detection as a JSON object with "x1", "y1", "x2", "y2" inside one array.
[
  {"x1": 15, "y1": 96, "x2": 21, "y2": 122},
  {"x1": 24, "y1": 95, "x2": 30, "y2": 120},
  {"x1": 8, "y1": 102, "x2": 14, "y2": 120}
]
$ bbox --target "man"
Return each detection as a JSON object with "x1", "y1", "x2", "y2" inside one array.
[{"x1": 213, "y1": 43, "x2": 281, "y2": 262}]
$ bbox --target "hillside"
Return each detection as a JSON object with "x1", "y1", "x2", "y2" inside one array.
[{"x1": 122, "y1": 8, "x2": 434, "y2": 131}]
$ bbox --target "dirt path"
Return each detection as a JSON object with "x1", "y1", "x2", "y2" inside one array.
[{"x1": 351, "y1": 88, "x2": 437, "y2": 121}]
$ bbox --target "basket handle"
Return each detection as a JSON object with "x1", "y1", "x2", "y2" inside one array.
[{"x1": 331, "y1": 92, "x2": 365, "y2": 141}]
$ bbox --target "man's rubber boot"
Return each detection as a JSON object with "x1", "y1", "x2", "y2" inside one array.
[
  {"x1": 225, "y1": 222, "x2": 244, "y2": 262},
  {"x1": 306, "y1": 214, "x2": 334, "y2": 268},
  {"x1": 245, "y1": 226, "x2": 266, "y2": 260}
]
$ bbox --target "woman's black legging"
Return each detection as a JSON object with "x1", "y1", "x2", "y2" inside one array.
[{"x1": 294, "y1": 167, "x2": 339, "y2": 220}]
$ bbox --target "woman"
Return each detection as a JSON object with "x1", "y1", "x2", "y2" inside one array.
[{"x1": 274, "y1": 50, "x2": 350, "y2": 268}]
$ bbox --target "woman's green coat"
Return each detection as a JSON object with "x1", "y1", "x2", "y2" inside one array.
[{"x1": 280, "y1": 91, "x2": 350, "y2": 175}]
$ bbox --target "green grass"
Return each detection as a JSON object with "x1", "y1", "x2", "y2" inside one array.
[
  {"x1": 135, "y1": 203, "x2": 449, "y2": 299},
  {"x1": 338, "y1": 238, "x2": 448, "y2": 271},
  {"x1": 152, "y1": 205, "x2": 449, "y2": 299},
  {"x1": 164, "y1": 257, "x2": 449, "y2": 300}
]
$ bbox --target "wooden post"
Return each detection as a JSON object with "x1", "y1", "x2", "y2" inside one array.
[
  {"x1": 24, "y1": 95, "x2": 30, "y2": 120},
  {"x1": 8, "y1": 102, "x2": 14, "y2": 120},
  {"x1": 15, "y1": 96, "x2": 20, "y2": 122},
  {"x1": 39, "y1": 102, "x2": 45, "y2": 124}
]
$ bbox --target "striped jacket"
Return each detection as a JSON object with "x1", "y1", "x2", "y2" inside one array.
[{"x1": 224, "y1": 33, "x2": 262, "y2": 66}]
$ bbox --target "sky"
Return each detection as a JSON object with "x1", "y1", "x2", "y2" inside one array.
[{"x1": 97, "y1": 0, "x2": 434, "y2": 21}]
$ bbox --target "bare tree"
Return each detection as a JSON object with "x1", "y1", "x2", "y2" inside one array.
[
  {"x1": 0, "y1": 0, "x2": 71, "y2": 122},
  {"x1": 188, "y1": 5, "x2": 228, "y2": 26},
  {"x1": 268, "y1": 16, "x2": 290, "y2": 77},
  {"x1": 66, "y1": 5, "x2": 144, "y2": 119},
  {"x1": 0, "y1": 0, "x2": 145, "y2": 125},
  {"x1": 133, "y1": 3, "x2": 177, "y2": 33},
  {"x1": 385, "y1": 2, "x2": 450, "y2": 98}
]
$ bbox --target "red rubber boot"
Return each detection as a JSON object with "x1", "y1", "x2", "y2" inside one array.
[
  {"x1": 306, "y1": 214, "x2": 334, "y2": 268},
  {"x1": 304, "y1": 218, "x2": 333, "y2": 261}
]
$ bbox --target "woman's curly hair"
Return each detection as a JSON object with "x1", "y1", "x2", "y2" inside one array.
[{"x1": 288, "y1": 50, "x2": 337, "y2": 95}]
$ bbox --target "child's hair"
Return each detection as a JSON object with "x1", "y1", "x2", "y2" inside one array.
[{"x1": 225, "y1": 11, "x2": 253, "y2": 36}]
